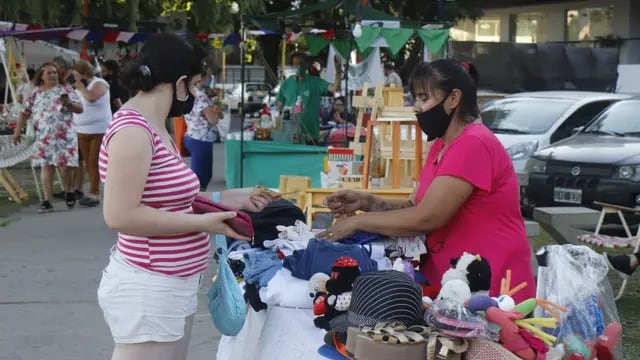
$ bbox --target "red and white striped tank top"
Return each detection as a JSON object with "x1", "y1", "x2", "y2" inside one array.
[{"x1": 99, "y1": 109, "x2": 210, "y2": 278}]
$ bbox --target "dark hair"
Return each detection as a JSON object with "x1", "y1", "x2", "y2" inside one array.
[
  {"x1": 120, "y1": 33, "x2": 206, "y2": 92},
  {"x1": 384, "y1": 63, "x2": 394, "y2": 70},
  {"x1": 334, "y1": 96, "x2": 346, "y2": 105},
  {"x1": 26, "y1": 68, "x2": 36, "y2": 79},
  {"x1": 33, "y1": 62, "x2": 63, "y2": 86},
  {"x1": 408, "y1": 59, "x2": 480, "y2": 120},
  {"x1": 102, "y1": 59, "x2": 121, "y2": 75}
]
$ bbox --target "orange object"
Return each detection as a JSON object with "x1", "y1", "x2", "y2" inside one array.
[{"x1": 172, "y1": 116, "x2": 190, "y2": 157}]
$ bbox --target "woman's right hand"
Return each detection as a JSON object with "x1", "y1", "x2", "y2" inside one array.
[
  {"x1": 201, "y1": 212, "x2": 250, "y2": 240},
  {"x1": 324, "y1": 189, "x2": 367, "y2": 215}
]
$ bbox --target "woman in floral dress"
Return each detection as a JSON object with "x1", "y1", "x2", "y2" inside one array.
[{"x1": 13, "y1": 62, "x2": 83, "y2": 212}]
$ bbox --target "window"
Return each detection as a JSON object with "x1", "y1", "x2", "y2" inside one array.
[
  {"x1": 512, "y1": 12, "x2": 547, "y2": 43},
  {"x1": 551, "y1": 100, "x2": 614, "y2": 143},
  {"x1": 451, "y1": 17, "x2": 501, "y2": 42},
  {"x1": 566, "y1": 6, "x2": 614, "y2": 41},
  {"x1": 482, "y1": 98, "x2": 574, "y2": 135}
]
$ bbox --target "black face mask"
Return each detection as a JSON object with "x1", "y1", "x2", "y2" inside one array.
[
  {"x1": 168, "y1": 82, "x2": 195, "y2": 117},
  {"x1": 415, "y1": 96, "x2": 455, "y2": 141}
]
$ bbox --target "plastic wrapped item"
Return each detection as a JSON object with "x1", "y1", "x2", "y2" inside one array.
[
  {"x1": 536, "y1": 245, "x2": 623, "y2": 359},
  {"x1": 425, "y1": 299, "x2": 499, "y2": 341}
]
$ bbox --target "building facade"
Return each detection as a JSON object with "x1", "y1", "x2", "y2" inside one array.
[{"x1": 452, "y1": 0, "x2": 640, "y2": 63}]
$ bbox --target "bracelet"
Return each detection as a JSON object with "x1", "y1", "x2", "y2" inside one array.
[{"x1": 212, "y1": 191, "x2": 221, "y2": 202}]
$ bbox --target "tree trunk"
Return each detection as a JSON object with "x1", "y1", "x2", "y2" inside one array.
[{"x1": 129, "y1": 0, "x2": 139, "y2": 32}]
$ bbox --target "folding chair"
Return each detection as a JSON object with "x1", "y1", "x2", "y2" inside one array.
[{"x1": 576, "y1": 201, "x2": 640, "y2": 300}]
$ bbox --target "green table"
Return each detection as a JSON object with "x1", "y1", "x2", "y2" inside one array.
[{"x1": 224, "y1": 140, "x2": 327, "y2": 189}]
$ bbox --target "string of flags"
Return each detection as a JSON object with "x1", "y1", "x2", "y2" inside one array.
[{"x1": 0, "y1": 21, "x2": 330, "y2": 46}]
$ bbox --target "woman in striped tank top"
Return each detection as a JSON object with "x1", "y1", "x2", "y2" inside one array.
[{"x1": 96, "y1": 34, "x2": 277, "y2": 360}]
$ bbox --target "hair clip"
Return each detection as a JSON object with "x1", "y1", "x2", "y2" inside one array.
[{"x1": 139, "y1": 65, "x2": 151, "y2": 77}]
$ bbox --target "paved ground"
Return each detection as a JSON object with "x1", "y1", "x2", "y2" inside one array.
[{"x1": 0, "y1": 118, "x2": 242, "y2": 360}]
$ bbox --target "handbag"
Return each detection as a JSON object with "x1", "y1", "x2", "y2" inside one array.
[
  {"x1": 464, "y1": 338, "x2": 521, "y2": 360},
  {"x1": 208, "y1": 234, "x2": 247, "y2": 336},
  {"x1": 192, "y1": 195, "x2": 255, "y2": 239}
]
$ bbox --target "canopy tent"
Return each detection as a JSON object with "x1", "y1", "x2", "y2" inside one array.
[{"x1": 1, "y1": 37, "x2": 80, "y2": 104}]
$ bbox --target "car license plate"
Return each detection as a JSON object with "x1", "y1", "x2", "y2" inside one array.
[{"x1": 553, "y1": 187, "x2": 582, "y2": 204}]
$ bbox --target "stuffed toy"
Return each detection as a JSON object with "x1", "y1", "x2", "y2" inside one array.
[
  {"x1": 442, "y1": 252, "x2": 491, "y2": 295},
  {"x1": 437, "y1": 252, "x2": 491, "y2": 303},
  {"x1": 465, "y1": 270, "x2": 568, "y2": 360},
  {"x1": 313, "y1": 257, "x2": 361, "y2": 330},
  {"x1": 309, "y1": 273, "x2": 330, "y2": 317}
]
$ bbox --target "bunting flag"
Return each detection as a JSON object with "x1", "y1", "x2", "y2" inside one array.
[
  {"x1": 417, "y1": 29, "x2": 449, "y2": 55},
  {"x1": 354, "y1": 25, "x2": 380, "y2": 53},
  {"x1": 0, "y1": 21, "x2": 450, "y2": 57},
  {"x1": 306, "y1": 35, "x2": 331, "y2": 56},
  {"x1": 380, "y1": 28, "x2": 415, "y2": 55}
]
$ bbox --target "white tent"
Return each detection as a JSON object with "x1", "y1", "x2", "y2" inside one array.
[{"x1": 0, "y1": 38, "x2": 80, "y2": 104}]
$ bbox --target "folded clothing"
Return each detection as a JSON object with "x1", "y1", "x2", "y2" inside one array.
[
  {"x1": 283, "y1": 239, "x2": 378, "y2": 280},
  {"x1": 259, "y1": 268, "x2": 313, "y2": 309},
  {"x1": 243, "y1": 250, "x2": 283, "y2": 287},
  {"x1": 339, "y1": 231, "x2": 386, "y2": 245},
  {"x1": 384, "y1": 235, "x2": 427, "y2": 258}
]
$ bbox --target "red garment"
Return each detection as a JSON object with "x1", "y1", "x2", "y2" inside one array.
[{"x1": 415, "y1": 124, "x2": 535, "y2": 303}]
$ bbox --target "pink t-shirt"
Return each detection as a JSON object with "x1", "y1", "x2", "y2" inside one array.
[{"x1": 415, "y1": 123, "x2": 535, "y2": 303}]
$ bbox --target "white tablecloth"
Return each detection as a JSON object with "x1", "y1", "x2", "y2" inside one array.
[{"x1": 216, "y1": 306, "x2": 327, "y2": 360}]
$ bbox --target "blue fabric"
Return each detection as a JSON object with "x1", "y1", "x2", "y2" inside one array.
[
  {"x1": 212, "y1": 191, "x2": 221, "y2": 202},
  {"x1": 283, "y1": 239, "x2": 378, "y2": 280},
  {"x1": 184, "y1": 136, "x2": 214, "y2": 190},
  {"x1": 339, "y1": 231, "x2": 385, "y2": 245},
  {"x1": 317, "y1": 345, "x2": 349, "y2": 360},
  {"x1": 242, "y1": 250, "x2": 283, "y2": 287}
]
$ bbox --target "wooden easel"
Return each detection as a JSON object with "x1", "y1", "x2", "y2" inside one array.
[
  {"x1": 350, "y1": 83, "x2": 384, "y2": 155},
  {"x1": 0, "y1": 168, "x2": 28, "y2": 204}
]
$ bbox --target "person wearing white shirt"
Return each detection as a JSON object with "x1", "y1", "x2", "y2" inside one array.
[
  {"x1": 72, "y1": 60, "x2": 112, "y2": 207},
  {"x1": 384, "y1": 63, "x2": 403, "y2": 89}
]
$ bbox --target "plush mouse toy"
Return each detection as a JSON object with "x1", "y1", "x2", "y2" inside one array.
[{"x1": 313, "y1": 257, "x2": 361, "y2": 330}]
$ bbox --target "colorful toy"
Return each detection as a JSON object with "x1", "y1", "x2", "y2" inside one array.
[
  {"x1": 465, "y1": 270, "x2": 568, "y2": 360},
  {"x1": 313, "y1": 257, "x2": 361, "y2": 330}
]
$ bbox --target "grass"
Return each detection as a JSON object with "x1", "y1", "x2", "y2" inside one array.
[
  {"x1": 530, "y1": 232, "x2": 640, "y2": 358},
  {"x1": 0, "y1": 167, "x2": 40, "y2": 225}
]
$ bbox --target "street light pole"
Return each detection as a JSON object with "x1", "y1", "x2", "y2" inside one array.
[{"x1": 238, "y1": 5, "x2": 247, "y2": 187}]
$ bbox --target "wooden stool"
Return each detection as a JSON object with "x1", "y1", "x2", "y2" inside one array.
[{"x1": 362, "y1": 107, "x2": 423, "y2": 189}]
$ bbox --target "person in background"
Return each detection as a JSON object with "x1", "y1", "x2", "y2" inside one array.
[
  {"x1": 276, "y1": 52, "x2": 342, "y2": 144},
  {"x1": 97, "y1": 33, "x2": 277, "y2": 360},
  {"x1": 52, "y1": 56, "x2": 85, "y2": 201},
  {"x1": 16, "y1": 68, "x2": 36, "y2": 104},
  {"x1": 72, "y1": 60, "x2": 112, "y2": 207},
  {"x1": 383, "y1": 63, "x2": 403, "y2": 89},
  {"x1": 606, "y1": 252, "x2": 640, "y2": 279},
  {"x1": 330, "y1": 96, "x2": 355, "y2": 126},
  {"x1": 319, "y1": 60, "x2": 535, "y2": 303},
  {"x1": 184, "y1": 69, "x2": 224, "y2": 191},
  {"x1": 101, "y1": 59, "x2": 129, "y2": 113},
  {"x1": 12, "y1": 62, "x2": 83, "y2": 212}
]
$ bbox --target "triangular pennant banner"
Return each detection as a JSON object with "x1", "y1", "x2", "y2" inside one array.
[
  {"x1": 381, "y1": 28, "x2": 415, "y2": 55},
  {"x1": 354, "y1": 26, "x2": 381, "y2": 53},
  {"x1": 417, "y1": 29, "x2": 449, "y2": 54},
  {"x1": 333, "y1": 39, "x2": 351, "y2": 60},
  {"x1": 358, "y1": 46, "x2": 373, "y2": 59},
  {"x1": 305, "y1": 35, "x2": 331, "y2": 56}
]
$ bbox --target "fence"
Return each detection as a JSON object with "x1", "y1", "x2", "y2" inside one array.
[{"x1": 449, "y1": 40, "x2": 620, "y2": 93}]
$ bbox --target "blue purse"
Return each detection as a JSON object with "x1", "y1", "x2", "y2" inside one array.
[{"x1": 207, "y1": 234, "x2": 247, "y2": 336}]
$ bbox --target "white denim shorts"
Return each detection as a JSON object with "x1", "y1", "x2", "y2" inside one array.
[{"x1": 97, "y1": 249, "x2": 202, "y2": 344}]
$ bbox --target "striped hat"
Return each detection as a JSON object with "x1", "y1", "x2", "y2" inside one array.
[{"x1": 347, "y1": 270, "x2": 423, "y2": 327}]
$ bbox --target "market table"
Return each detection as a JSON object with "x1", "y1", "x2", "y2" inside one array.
[{"x1": 224, "y1": 140, "x2": 327, "y2": 189}]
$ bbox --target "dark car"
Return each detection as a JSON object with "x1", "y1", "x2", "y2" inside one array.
[{"x1": 522, "y1": 99, "x2": 640, "y2": 215}]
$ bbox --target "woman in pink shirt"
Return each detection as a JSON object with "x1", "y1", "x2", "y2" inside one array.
[{"x1": 321, "y1": 60, "x2": 535, "y2": 302}]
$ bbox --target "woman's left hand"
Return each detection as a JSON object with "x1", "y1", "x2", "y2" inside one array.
[{"x1": 317, "y1": 215, "x2": 358, "y2": 242}]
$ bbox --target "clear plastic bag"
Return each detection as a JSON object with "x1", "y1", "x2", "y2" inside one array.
[
  {"x1": 424, "y1": 299, "x2": 499, "y2": 341},
  {"x1": 536, "y1": 244, "x2": 623, "y2": 358}
]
